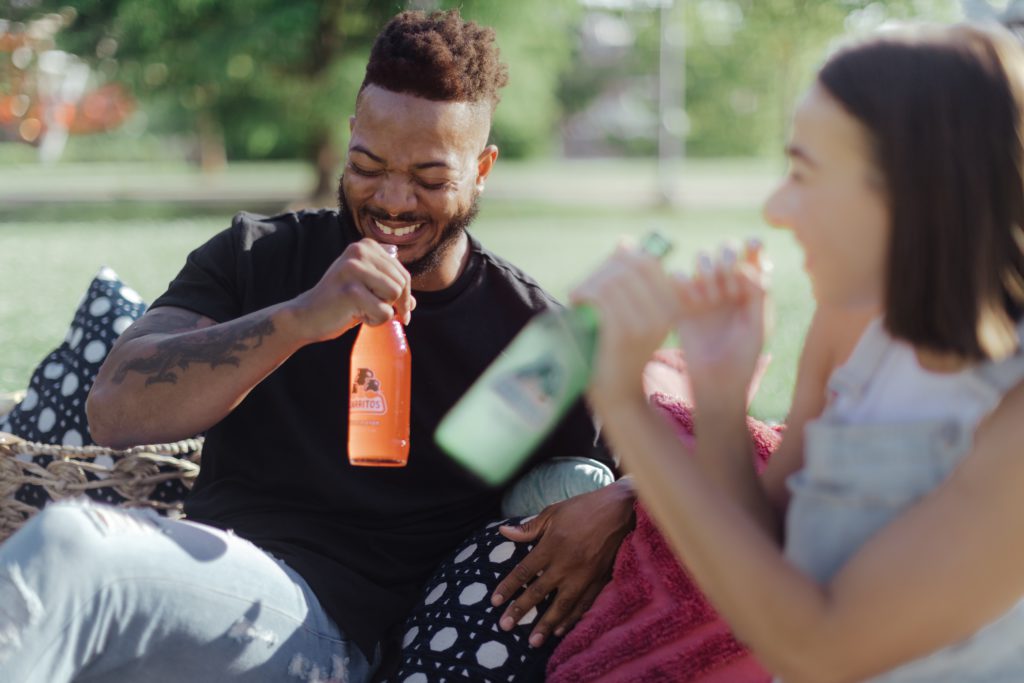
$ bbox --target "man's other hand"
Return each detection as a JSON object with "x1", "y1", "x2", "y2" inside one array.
[{"x1": 490, "y1": 479, "x2": 636, "y2": 647}]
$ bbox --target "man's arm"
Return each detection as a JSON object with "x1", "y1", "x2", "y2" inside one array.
[
  {"x1": 87, "y1": 238, "x2": 414, "y2": 449},
  {"x1": 88, "y1": 304, "x2": 306, "y2": 448}
]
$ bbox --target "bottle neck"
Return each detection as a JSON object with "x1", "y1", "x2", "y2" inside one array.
[{"x1": 356, "y1": 318, "x2": 406, "y2": 342}]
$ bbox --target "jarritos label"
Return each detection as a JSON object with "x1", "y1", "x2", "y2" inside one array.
[{"x1": 350, "y1": 367, "x2": 387, "y2": 414}]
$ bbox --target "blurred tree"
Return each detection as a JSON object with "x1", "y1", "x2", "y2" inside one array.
[
  {"x1": 453, "y1": 0, "x2": 583, "y2": 158},
  {"x1": 685, "y1": 0, "x2": 961, "y2": 156},
  {"x1": 10, "y1": 0, "x2": 579, "y2": 202},
  {"x1": 558, "y1": 0, "x2": 959, "y2": 158},
  {"x1": 23, "y1": 0, "x2": 404, "y2": 201}
]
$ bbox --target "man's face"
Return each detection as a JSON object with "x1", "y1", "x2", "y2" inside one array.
[{"x1": 340, "y1": 85, "x2": 497, "y2": 290}]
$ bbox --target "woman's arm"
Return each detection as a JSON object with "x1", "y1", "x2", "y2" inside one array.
[
  {"x1": 600, "y1": 377, "x2": 1024, "y2": 683},
  {"x1": 581, "y1": 245, "x2": 1024, "y2": 682}
]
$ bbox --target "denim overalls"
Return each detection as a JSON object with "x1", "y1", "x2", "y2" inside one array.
[{"x1": 783, "y1": 321, "x2": 1024, "y2": 682}]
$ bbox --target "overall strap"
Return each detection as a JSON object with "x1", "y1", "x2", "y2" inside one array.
[
  {"x1": 970, "y1": 318, "x2": 1024, "y2": 395},
  {"x1": 822, "y1": 317, "x2": 891, "y2": 409}
]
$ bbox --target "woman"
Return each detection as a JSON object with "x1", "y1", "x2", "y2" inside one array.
[{"x1": 574, "y1": 24, "x2": 1024, "y2": 682}]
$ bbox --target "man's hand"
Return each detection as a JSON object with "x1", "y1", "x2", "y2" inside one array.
[
  {"x1": 289, "y1": 238, "x2": 416, "y2": 343},
  {"x1": 490, "y1": 479, "x2": 636, "y2": 647}
]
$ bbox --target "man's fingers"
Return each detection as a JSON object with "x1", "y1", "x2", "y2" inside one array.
[
  {"x1": 394, "y1": 287, "x2": 416, "y2": 325},
  {"x1": 525, "y1": 584, "x2": 584, "y2": 647},
  {"x1": 553, "y1": 581, "x2": 604, "y2": 638},
  {"x1": 351, "y1": 238, "x2": 413, "y2": 310},
  {"x1": 492, "y1": 551, "x2": 545, "y2": 607},
  {"x1": 344, "y1": 284, "x2": 395, "y2": 326},
  {"x1": 499, "y1": 573, "x2": 560, "y2": 637}
]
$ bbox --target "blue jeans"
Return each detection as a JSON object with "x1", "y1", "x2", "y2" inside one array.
[{"x1": 0, "y1": 499, "x2": 377, "y2": 683}]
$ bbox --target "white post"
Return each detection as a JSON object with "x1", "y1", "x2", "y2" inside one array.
[{"x1": 656, "y1": 0, "x2": 684, "y2": 206}]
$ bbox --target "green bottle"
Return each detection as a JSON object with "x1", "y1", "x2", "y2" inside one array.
[{"x1": 435, "y1": 232, "x2": 672, "y2": 486}]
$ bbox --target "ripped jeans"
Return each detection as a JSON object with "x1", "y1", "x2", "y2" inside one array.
[{"x1": 0, "y1": 499, "x2": 377, "y2": 683}]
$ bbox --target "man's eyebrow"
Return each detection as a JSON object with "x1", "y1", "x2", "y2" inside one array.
[
  {"x1": 412, "y1": 160, "x2": 455, "y2": 171},
  {"x1": 350, "y1": 145, "x2": 454, "y2": 172},
  {"x1": 785, "y1": 144, "x2": 818, "y2": 168},
  {"x1": 350, "y1": 145, "x2": 384, "y2": 163}
]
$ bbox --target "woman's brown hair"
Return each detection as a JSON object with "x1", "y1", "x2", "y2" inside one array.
[{"x1": 819, "y1": 24, "x2": 1024, "y2": 360}]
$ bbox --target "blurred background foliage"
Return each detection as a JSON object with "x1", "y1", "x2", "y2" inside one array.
[
  {"x1": 4, "y1": 0, "x2": 1018, "y2": 417},
  {"x1": 1, "y1": 0, "x2": 973, "y2": 200}
]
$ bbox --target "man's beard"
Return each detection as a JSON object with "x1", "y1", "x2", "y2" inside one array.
[{"x1": 338, "y1": 177, "x2": 480, "y2": 278}]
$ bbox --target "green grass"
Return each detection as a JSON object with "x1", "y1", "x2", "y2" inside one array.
[{"x1": 0, "y1": 158, "x2": 813, "y2": 421}]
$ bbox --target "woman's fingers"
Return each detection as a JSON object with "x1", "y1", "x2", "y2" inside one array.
[{"x1": 675, "y1": 238, "x2": 770, "y2": 315}]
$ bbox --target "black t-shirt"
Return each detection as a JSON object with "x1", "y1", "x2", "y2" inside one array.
[{"x1": 150, "y1": 209, "x2": 607, "y2": 658}]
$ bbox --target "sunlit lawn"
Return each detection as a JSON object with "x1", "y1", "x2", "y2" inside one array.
[{"x1": 0, "y1": 160, "x2": 812, "y2": 421}]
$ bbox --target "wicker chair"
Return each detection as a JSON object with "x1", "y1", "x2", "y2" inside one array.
[{"x1": 0, "y1": 391, "x2": 203, "y2": 543}]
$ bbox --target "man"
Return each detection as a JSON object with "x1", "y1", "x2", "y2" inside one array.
[{"x1": 0, "y1": 10, "x2": 635, "y2": 683}]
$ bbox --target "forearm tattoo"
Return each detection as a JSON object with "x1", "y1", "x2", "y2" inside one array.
[{"x1": 112, "y1": 317, "x2": 276, "y2": 386}]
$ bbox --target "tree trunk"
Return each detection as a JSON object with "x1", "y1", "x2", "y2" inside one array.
[
  {"x1": 307, "y1": 129, "x2": 340, "y2": 208},
  {"x1": 196, "y1": 110, "x2": 226, "y2": 173}
]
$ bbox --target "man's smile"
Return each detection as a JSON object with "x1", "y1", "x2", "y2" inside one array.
[
  {"x1": 362, "y1": 211, "x2": 430, "y2": 245},
  {"x1": 373, "y1": 219, "x2": 423, "y2": 237}
]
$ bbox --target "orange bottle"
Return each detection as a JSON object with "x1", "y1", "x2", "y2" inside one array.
[{"x1": 348, "y1": 245, "x2": 411, "y2": 466}]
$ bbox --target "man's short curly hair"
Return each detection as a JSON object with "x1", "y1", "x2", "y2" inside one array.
[{"x1": 361, "y1": 9, "x2": 509, "y2": 111}]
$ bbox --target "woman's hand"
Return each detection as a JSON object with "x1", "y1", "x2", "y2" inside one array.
[
  {"x1": 571, "y1": 240, "x2": 680, "y2": 408},
  {"x1": 673, "y1": 241, "x2": 771, "y2": 413}
]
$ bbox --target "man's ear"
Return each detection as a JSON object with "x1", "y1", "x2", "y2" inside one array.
[
  {"x1": 349, "y1": 115, "x2": 356, "y2": 133},
  {"x1": 476, "y1": 145, "x2": 499, "y2": 190}
]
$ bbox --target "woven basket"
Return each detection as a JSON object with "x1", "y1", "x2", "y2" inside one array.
[{"x1": 0, "y1": 428, "x2": 203, "y2": 544}]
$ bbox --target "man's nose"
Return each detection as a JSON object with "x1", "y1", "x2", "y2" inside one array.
[{"x1": 374, "y1": 174, "x2": 417, "y2": 216}]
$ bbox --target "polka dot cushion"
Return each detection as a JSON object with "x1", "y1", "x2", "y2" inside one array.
[
  {"x1": 387, "y1": 517, "x2": 558, "y2": 682},
  {"x1": 0, "y1": 267, "x2": 191, "y2": 510}
]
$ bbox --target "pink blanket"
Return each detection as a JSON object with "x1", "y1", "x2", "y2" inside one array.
[{"x1": 546, "y1": 394, "x2": 780, "y2": 682}]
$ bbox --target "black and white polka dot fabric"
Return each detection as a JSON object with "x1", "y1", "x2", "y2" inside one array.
[
  {"x1": 0, "y1": 267, "x2": 190, "y2": 510},
  {"x1": 387, "y1": 517, "x2": 557, "y2": 683}
]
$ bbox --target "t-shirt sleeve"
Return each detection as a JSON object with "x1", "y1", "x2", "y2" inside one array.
[{"x1": 150, "y1": 217, "x2": 244, "y2": 323}]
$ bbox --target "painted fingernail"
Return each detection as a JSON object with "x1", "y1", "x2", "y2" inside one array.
[
  {"x1": 697, "y1": 251, "x2": 713, "y2": 275},
  {"x1": 744, "y1": 238, "x2": 762, "y2": 261},
  {"x1": 721, "y1": 246, "x2": 737, "y2": 268}
]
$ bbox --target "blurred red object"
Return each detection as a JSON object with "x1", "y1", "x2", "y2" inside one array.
[{"x1": 70, "y1": 83, "x2": 135, "y2": 134}]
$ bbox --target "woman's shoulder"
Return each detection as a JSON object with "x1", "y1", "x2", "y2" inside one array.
[{"x1": 803, "y1": 305, "x2": 877, "y2": 374}]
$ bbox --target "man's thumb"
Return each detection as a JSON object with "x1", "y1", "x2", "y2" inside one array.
[{"x1": 499, "y1": 514, "x2": 539, "y2": 541}]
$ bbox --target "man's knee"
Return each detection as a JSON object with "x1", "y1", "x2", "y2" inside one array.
[{"x1": 16, "y1": 499, "x2": 158, "y2": 569}]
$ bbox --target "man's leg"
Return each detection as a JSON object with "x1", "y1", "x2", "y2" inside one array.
[{"x1": 0, "y1": 499, "x2": 377, "y2": 683}]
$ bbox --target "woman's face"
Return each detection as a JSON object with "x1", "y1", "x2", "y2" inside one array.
[{"x1": 763, "y1": 82, "x2": 890, "y2": 310}]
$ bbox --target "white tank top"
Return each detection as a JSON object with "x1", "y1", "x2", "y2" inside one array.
[{"x1": 827, "y1": 318, "x2": 1000, "y2": 429}]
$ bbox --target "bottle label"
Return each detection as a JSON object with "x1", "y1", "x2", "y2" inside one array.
[
  {"x1": 492, "y1": 357, "x2": 565, "y2": 428},
  {"x1": 350, "y1": 367, "x2": 388, "y2": 414}
]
